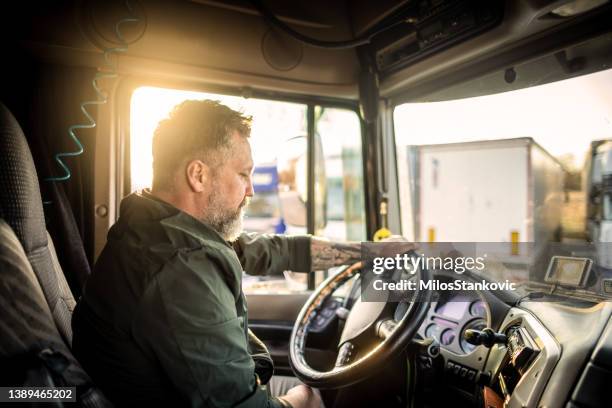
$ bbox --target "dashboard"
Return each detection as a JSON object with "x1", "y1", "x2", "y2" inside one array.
[
  {"x1": 416, "y1": 291, "x2": 489, "y2": 355},
  {"x1": 402, "y1": 273, "x2": 510, "y2": 404},
  {"x1": 311, "y1": 270, "x2": 611, "y2": 407},
  {"x1": 406, "y1": 273, "x2": 612, "y2": 408}
]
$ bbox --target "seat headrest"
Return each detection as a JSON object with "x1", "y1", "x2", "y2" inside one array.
[{"x1": 0, "y1": 102, "x2": 48, "y2": 253}]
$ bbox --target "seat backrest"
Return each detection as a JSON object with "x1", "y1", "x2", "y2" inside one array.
[
  {"x1": 0, "y1": 218, "x2": 82, "y2": 376},
  {"x1": 0, "y1": 101, "x2": 75, "y2": 345},
  {"x1": 0, "y1": 218, "x2": 112, "y2": 406}
]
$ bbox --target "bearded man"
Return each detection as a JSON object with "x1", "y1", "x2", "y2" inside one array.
[{"x1": 72, "y1": 100, "x2": 361, "y2": 408}]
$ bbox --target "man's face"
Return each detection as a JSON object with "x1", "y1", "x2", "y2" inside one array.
[{"x1": 201, "y1": 132, "x2": 254, "y2": 241}]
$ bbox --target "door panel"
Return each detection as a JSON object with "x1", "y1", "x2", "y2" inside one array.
[
  {"x1": 247, "y1": 293, "x2": 310, "y2": 375},
  {"x1": 247, "y1": 293, "x2": 310, "y2": 322}
]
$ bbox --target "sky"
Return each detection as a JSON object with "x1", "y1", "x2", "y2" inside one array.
[{"x1": 394, "y1": 68, "x2": 612, "y2": 170}]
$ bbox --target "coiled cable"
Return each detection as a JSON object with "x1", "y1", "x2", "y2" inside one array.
[{"x1": 45, "y1": 0, "x2": 140, "y2": 191}]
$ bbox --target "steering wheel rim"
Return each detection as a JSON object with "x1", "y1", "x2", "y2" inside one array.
[{"x1": 289, "y1": 255, "x2": 432, "y2": 389}]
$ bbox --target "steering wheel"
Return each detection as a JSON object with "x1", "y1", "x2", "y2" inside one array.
[{"x1": 289, "y1": 251, "x2": 432, "y2": 389}]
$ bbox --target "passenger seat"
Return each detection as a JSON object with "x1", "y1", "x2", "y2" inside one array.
[
  {"x1": 0, "y1": 102, "x2": 112, "y2": 406},
  {"x1": 0, "y1": 101, "x2": 75, "y2": 345}
]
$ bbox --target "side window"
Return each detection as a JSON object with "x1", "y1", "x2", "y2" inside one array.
[
  {"x1": 274, "y1": 107, "x2": 366, "y2": 290},
  {"x1": 129, "y1": 87, "x2": 365, "y2": 294},
  {"x1": 315, "y1": 107, "x2": 366, "y2": 242}
]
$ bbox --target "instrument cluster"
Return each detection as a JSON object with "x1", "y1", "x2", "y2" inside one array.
[{"x1": 416, "y1": 292, "x2": 490, "y2": 355}]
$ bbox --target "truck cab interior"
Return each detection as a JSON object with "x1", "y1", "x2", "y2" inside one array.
[{"x1": 1, "y1": 0, "x2": 612, "y2": 407}]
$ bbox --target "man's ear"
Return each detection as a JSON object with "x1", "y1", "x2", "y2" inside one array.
[{"x1": 185, "y1": 159, "x2": 209, "y2": 192}]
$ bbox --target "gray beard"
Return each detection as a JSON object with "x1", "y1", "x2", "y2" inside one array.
[{"x1": 202, "y1": 194, "x2": 249, "y2": 242}]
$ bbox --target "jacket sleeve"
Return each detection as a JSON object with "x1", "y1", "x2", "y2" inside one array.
[
  {"x1": 232, "y1": 233, "x2": 312, "y2": 276},
  {"x1": 131, "y1": 249, "x2": 286, "y2": 408}
]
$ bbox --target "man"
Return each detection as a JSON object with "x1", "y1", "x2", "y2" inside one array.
[{"x1": 72, "y1": 100, "x2": 361, "y2": 407}]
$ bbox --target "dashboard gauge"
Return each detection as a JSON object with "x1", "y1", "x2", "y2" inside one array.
[
  {"x1": 436, "y1": 300, "x2": 470, "y2": 321},
  {"x1": 440, "y1": 328, "x2": 456, "y2": 346},
  {"x1": 460, "y1": 319, "x2": 487, "y2": 353},
  {"x1": 425, "y1": 323, "x2": 441, "y2": 341},
  {"x1": 469, "y1": 300, "x2": 487, "y2": 318}
]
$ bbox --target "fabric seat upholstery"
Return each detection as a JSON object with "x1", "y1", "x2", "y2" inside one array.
[
  {"x1": 0, "y1": 101, "x2": 76, "y2": 345},
  {"x1": 0, "y1": 219, "x2": 112, "y2": 406},
  {"x1": 0, "y1": 219, "x2": 86, "y2": 381}
]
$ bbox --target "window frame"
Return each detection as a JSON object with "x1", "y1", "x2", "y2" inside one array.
[{"x1": 115, "y1": 78, "x2": 369, "y2": 290}]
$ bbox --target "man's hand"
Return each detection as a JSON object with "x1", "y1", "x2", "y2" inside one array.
[
  {"x1": 378, "y1": 235, "x2": 418, "y2": 258},
  {"x1": 279, "y1": 384, "x2": 322, "y2": 408},
  {"x1": 310, "y1": 237, "x2": 361, "y2": 270},
  {"x1": 310, "y1": 236, "x2": 419, "y2": 271}
]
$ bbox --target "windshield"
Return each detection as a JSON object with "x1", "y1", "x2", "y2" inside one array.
[
  {"x1": 603, "y1": 192, "x2": 612, "y2": 221},
  {"x1": 245, "y1": 192, "x2": 280, "y2": 218},
  {"x1": 393, "y1": 68, "x2": 612, "y2": 300}
]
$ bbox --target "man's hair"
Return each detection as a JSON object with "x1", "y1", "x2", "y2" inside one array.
[{"x1": 152, "y1": 100, "x2": 251, "y2": 191}]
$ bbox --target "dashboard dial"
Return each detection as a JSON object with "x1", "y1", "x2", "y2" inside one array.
[
  {"x1": 440, "y1": 328, "x2": 456, "y2": 346},
  {"x1": 469, "y1": 300, "x2": 488, "y2": 318},
  {"x1": 425, "y1": 323, "x2": 441, "y2": 341}
]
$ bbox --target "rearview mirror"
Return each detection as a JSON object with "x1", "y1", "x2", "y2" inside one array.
[{"x1": 276, "y1": 135, "x2": 326, "y2": 231}]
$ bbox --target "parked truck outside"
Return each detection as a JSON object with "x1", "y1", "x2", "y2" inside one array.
[
  {"x1": 399, "y1": 137, "x2": 566, "y2": 245},
  {"x1": 583, "y1": 140, "x2": 612, "y2": 269},
  {"x1": 585, "y1": 140, "x2": 612, "y2": 243}
]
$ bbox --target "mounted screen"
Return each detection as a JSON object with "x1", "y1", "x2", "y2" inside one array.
[{"x1": 545, "y1": 256, "x2": 593, "y2": 287}]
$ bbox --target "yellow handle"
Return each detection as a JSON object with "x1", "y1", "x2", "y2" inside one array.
[
  {"x1": 373, "y1": 227, "x2": 392, "y2": 242},
  {"x1": 374, "y1": 199, "x2": 392, "y2": 241}
]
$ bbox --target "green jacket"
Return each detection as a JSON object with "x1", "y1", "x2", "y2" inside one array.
[{"x1": 72, "y1": 191, "x2": 312, "y2": 407}]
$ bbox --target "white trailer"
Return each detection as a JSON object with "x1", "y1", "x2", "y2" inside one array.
[
  {"x1": 398, "y1": 138, "x2": 565, "y2": 244},
  {"x1": 585, "y1": 140, "x2": 612, "y2": 243}
]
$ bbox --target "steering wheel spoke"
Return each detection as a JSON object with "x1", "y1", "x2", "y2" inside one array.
[
  {"x1": 335, "y1": 341, "x2": 356, "y2": 367},
  {"x1": 375, "y1": 319, "x2": 398, "y2": 341}
]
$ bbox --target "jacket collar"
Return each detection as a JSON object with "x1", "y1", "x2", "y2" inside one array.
[{"x1": 119, "y1": 189, "x2": 231, "y2": 248}]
